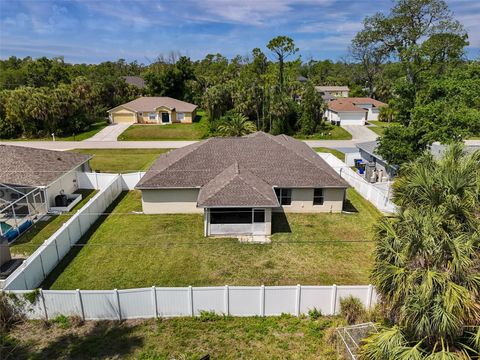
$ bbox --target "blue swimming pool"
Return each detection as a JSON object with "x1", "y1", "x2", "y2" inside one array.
[{"x1": 0, "y1": 222, "x2": 11, "y2": 234}]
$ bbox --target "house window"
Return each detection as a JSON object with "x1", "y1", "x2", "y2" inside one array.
[
  {"x1": 253, "y1": 209, "x2": 265, "y2": 223},
  {"x1": 177, "y1": 112, "x2": 185, "y2": 121},
  {"x1": 313, "y1": 189, "x2": 324, "y2": 205},
  {"x1": 275, "y1": 188, "x2": 292, "y2": 206},
  {"x1": 148, "y1": 112, "x2": 156, "y2": 121}
]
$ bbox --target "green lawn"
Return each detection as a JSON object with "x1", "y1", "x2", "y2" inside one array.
[
  {"x1": 294, "y1": 126, "x2": 352, "y2": 140},
  {"x1": 312, "y1": 147, "x2": 345, "y2": 161},
  {"x1": 6, "y1": 315, "x2": 343, "y2": 359},
  {"x1": 118, "y1": 111, "x2": 209, "y2": 141},
  {"x1": 71, "y1": 149, "x2": 170, "y2": 173},
  {"x1": 10, "y1": 190, "x2": 97, "y2": 257},
  {"x1": 367, "y1": 120, "x2": 392, "y2": 136},
  {"x1": 45, "y1": 189, "x2": 380, "y2": 290},
  {"x1": 0, "y1": 121, "x2": 108, "y2": 141}
]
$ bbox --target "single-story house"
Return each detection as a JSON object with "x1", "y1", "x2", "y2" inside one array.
[
  {"x1": 325, "y1": 98, "x2": 386, "y2": 126},
  {"x1": 355, "y1": 141, "x2": 398, "y2": 181},
  {"x1": 108, "y1": 97, "x2": 198, "y2": 125},
  {"x1": 0, "y1": 145, "x2": 91, "y2": 242},
  {"x1": 315, "y1": 86, "x2": 350, "y2": 98},
  {"x1": 430, "y1": 142, "x2": 480, "y2": 159},
  {"x1": 123, "y1": 76, "x2": 146, "y2": 89},
  {"x1": 136, "y1": 132, "x2": 348, "y2": 238}
]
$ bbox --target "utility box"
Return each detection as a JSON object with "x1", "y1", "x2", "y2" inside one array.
[{"x1": 0, "y1": 236, "x2": 11, "y2": 267}]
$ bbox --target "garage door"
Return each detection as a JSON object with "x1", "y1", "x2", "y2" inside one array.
[
  {"x1": 339, "y1": 112, "x2": 365, "y2": 126},
  {"x1": 112, "y1": 113, "x2": 136, "y2": 123}
]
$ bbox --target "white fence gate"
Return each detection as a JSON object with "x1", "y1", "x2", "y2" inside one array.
[
  {"x1": 318, "y1": 153, "x2": 397, "y2": 214},
  {"x1": 8, "y1": 284, "x2": 377, "y2": 320}
]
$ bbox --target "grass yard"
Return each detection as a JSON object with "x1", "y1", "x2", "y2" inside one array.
[
  {"x1": 0, "y1": 121, "x2": 108, "y2": 142},
  {"x1": 5, "y1": 315, "x2": 343, "y2": 359},
  {"x1": 294, "y1": 126, "x2": 352, "y2": 140},
  {"x1": 312, "y1": 147, "x2": 345, "y2": 161},
  {"x1": 10, "y1": 190, "x2": 97, "y2": 257},
  {"x1": 367, "y1": 120, "x2": 392, "y2": 136},
  {"x1": 118, "y1": 111, "x2": 209, "y2": 141},
  {"x1": 45, "y1": 189, "x2": 381, "y2": 290},
  {"x1": 71, "y1": 149, "x2": 170, "y2": 173}
]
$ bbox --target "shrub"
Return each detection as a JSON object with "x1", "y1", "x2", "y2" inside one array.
[
  {"x1": 339, "y1": 296, "x2": 365, "y2": 325},
  {"x1": 308, "y1": 308, "x2": 322, "y2": 320},
  {"x1": 0, "y1": 292, "x2": 24, "y2": 332},
  {"x1": 51, "y1": 315, "x2": 70, "y2": 329},
  {"x1": 198, "y1": 310, "x2": 224, "y2": 322}
]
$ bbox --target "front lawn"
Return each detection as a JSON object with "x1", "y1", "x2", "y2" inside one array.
[
  {"x1": 118, "y1": 111, "x2": 209, "y2": 141},
  {"x1": 0, "y1": 121, "x2": 108, "y2": 141},
  {"x1": 367, "y1": 120, "x2": 392, "y2": 136},
  {"x1": 45, "y1": 189, "x2": 380, "y2": 290},
  {"x1": 10, "y1": 190, "x2": 97, "y2": 257},
  {"x1": 6, "y1": 315, "x2": 342, "y2": 359},
  {"x1": 312, "y1": 147, "x2": 345, "y2": 161},
  {"x1": 294, "y1": 126, "x2": 352, "y2": 140},
  {"x1": 72, "y1": 149, "x2": 170, "y2": 173}
]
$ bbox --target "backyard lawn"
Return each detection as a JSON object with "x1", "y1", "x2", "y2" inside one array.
[
  {"x1": 45, "y1": 189, "x2": 381, "y2": 290},
  {"x1": 294, "y1": 126, "x2": 352, "y2": 140},
  {"x1": 72, "y1": 149, "x2": 170, "y2": 173},
  {"x1": 118, "y1": 111, "x2": 208, "y2": 141},
  {"x1": 6, "y1": 315, "x2": 342, "y2": 359},
  {"x1": 10, "y1": 190, "x2": 97, "y2": 257}
]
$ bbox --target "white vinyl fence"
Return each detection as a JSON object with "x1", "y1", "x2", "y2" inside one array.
[
  {"x1": 7, "y1": 284, "x2": 377, "y2": 320},
  {"x1": 318, "y1": 153, "x2": 397, "y2": 214}
]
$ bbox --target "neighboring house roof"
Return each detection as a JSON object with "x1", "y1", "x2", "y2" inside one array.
[
  {"x1": 315, "y1": 86, "x2": 349, "y2": 92},
  {"x1": 108, "y1": 97, "x2": 197, "y2": 113},
  {"x1": 137, "y1": 132, "x2": 348, "y2": 207},
  {"x1": 328, "y1": 99, "x2": 366, "y2": 112},
  {"x1": 347, "y1": 97, "x2": 386, "y2": 108},
  {"x1": 123, "y1": 76, "x2": 146, "y2": 89},
  {"x1": 356, "y1": 141, "x2": 384, "y2": 161},
  {"x1": 327, "y1": 97, "x2": 386, "y2": 113},
  {"x1": 430, "y1": 142, "x2": 480, "y2": 159},
  {"x1": 0, "y1": 145, "x2": 91, "y2": 187},
  {"x1": 321, "y1": 93, "x2": 337, "y2": 101},
  {"x1": 297, "y1": 75, "x2": 308, "y2": 82}
]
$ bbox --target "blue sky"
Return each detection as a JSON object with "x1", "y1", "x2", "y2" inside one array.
[{"x1": 1, "y1": 0, "x2": 479, "y2": 64}]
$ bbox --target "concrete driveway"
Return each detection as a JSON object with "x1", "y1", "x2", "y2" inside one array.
[
  {"x1": 341, "y1": 125, "x2": 378, "y2": 141},
  {"x1": 84, "y1": 123, "x2": 132, "y2": 141}
]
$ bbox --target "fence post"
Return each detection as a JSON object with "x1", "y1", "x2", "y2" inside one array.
[
  {"x1": 260, "y1": 285, "x2": 265, "y2": 317},
  {"x1": 22, "y1": 267, "x2": 28, "y2": 289},
  {"x1": 53, "y1": 238, "x2": 60, "y2": 262},
  {"x1": 76, "y1": 289, "x2": 85, "y2": 321},
  {"x1": 188, "y1": 286, "x2": 194, "y2": 316},
  {"x1": 330, "y1": 284, "x2": 337, "y2": 315},
  {"x1": 77, "y1": 216, "x2": 83, "y2": 237},
  {"x1": 95, "y1": 172, "x2": 99, "y2": 189},
  {"x1": 113, "y1": 289, "x2": 121, "y2": 321},
  {"x1": 295, "y1": 284, "x2": 301, "y2": 317},
  {"x1": 66, "y1": 224, "x2": 73, "y2": 246},
  {"x1": 151, "y1": 286, "x2": 158, "y2": 318},
  {"x1": 223, "y1": 285, "x2": 230, "y2": 315},
  {"x1": 366, "y1": 284, "x2": 373, "y2": 309},
  {"x1": 38, "y1": 251, "x2": 46, "y2": 280},
  {"x1": 39, "y1": 288, "x2": 48, "y2": 321}
]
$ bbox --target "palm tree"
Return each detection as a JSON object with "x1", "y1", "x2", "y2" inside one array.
[
  {"x1": 217, "y1": 112, "x2": 257, "y2": 137},
  {"x1": 361, "y1": 144, "x2": 480, "y2": 359}
]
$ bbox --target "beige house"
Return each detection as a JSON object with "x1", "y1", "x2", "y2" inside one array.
[
  {"x1": 136, "y1": 132, "x2": 348, "y2": 238},
  {"x1": 108, "y1": 97, "x2": 197, "y2": 124},
  {"x1": 315, "y1": 86, "x2": 350, "y2": 99},
  {"x1": 326, "y1": 97, "x2": 386, "y2": 125}
]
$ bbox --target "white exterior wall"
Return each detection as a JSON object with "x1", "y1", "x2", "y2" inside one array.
[
  {"x1": 368, "y1": 108, "x2": 380, "y2": 121},
  {"x1": 45, "y1": 166, "x2": 85, "y2": 207},
  {"x1": 141, "y1": 188, "x2": 202, "y2": 214},
  {"x1": 279, "y1": 188, "x2": 345, "y2": 213}
]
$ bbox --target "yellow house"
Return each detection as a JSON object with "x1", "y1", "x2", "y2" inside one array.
[{"x1": 107, "y1": 97, "x2": 197, "y2": 124}]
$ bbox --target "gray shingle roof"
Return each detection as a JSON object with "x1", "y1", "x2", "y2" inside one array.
[
  {"x1": 137, "y1": 132, "x2": 348, "y2": 206},
  {"x1": 109, "y1": 97, "x2": 197, "y2": 113},
  {"x1": 356, "y1": 141, "x2": 381, "y2": 159},
  {"x1": 123, "y1": 76, "x2": 146, "y2": 89},
  {"x1": 0, "y1": 145, "x2": 91, "y2": 187},
  {"x1": 197, "y1": 162, "x2": 279, "y2": 207}
]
